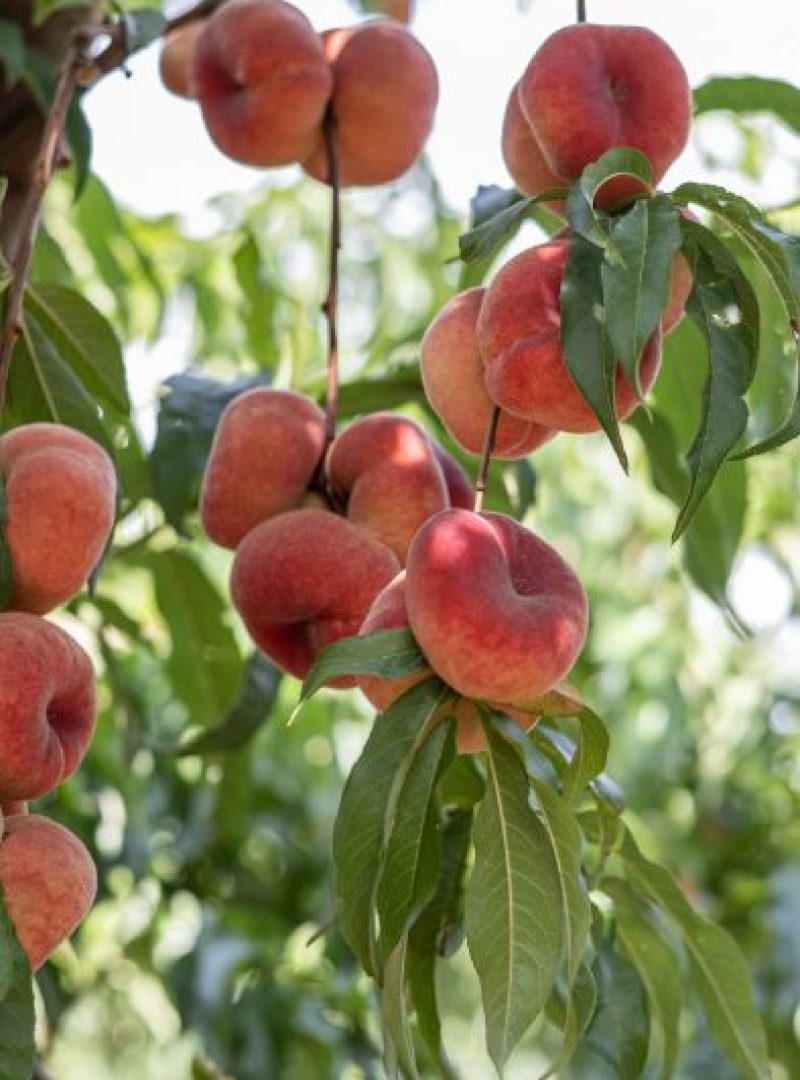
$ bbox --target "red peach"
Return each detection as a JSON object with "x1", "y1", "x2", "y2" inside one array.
[
  {"x1": 405, "y1": 510, "x2": 587, "y2": 708},
  {"x1": 431, "y1": 445, "x2": 473, "y2": 510},
  {"x1": 194, "y1": 0, "x2": 333, "y2": 167},
  {"x1": 0, "y1": 423, "x2": 116, "y2": 615},
  {"x1": 501, "y1": 82, "x2": 564, "y2": 204},
  {"x1": 0, "y1": 814, "x2": 96, "y2": 970},
  {"x1": 421, "y1": 288, "x2": 555, "y2": 458},
  {"x1": 517, "y1": 24, "x2": 692, "y2": 210},
  {"x1": 326, "y1": 414, "x2": 449, "y2": 562},
  {"x1": 200, "y1": 388, "x2": 326, "y2": 550},
  {"x1": 663, "y1": 250, "x2": 693, "y2": 333},
  {"x1": 230, "y1": 508, "x2": 400, "y2": 684},
  {"x1": 302, "y1": 21, "x2": 438, "y2": 187},
  {"x1": 0, "y1": 613, "x2": 96, "y2": 802},
  {"x1": 477, "y1": 237, "x2": 662, "y2": 433},
  {"x1": 159, "y1": 21, "x2": 206, "y2": 100}
]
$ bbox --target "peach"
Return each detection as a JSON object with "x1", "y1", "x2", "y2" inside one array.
[
  {"x1": 517, "y1": 24, "x2": 691, "y2": 210},
  {"x1": 421, "y1": 288, "x2": 555, "y2": 458},
  {"x1": 200, "y1": 388, "x2": 326, "y2": 550},
  {"x1": 663, "y1": 250, "x2": 693, "y2": 333},
  {"x1": 326, "y1": 414, "x2": 451, "y2": 562},
  {"x1": 230, "y1": 508, "x2": 400, "y2": 683},
  {"x1": 0, "y1": 613, "x2": 96, "y2": 802},
  {"x1": 0, "y1": 814, "x2": 96, "y2": 970},
  {"x1": 357, "y1": 572, "x2": 539, "y2": 753},
  {"x1": 501, "y1": 82, "x2": 564, "y2": 203},
  {"x1": 194, "y1": 0, "x2": 332, "y2": 167},
  {"x1": 0, "y1": 423, "x2": 116, "y2": 614},
  {"x1": 432, "y1": 445, "x2": 473, "y2": 510},
  {"x1": 405, "y1": 510, "x2": 587, "y2": 708},
  {"x1": 302, "y1": 21, "x2": 438, "y2": 187},
  {"x1": 159, "y1": 21, "x2": 206, "y2": 99},
  {"x1": 477, "y1": 237, "x2": 663, "y2": 433}
]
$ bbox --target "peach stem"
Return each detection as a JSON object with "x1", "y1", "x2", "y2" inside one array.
[
  {"x1": 321, "y1": 107, "x2": 341, "y2": 447},
  {"x1": 577, "y1": 0, "x2": 587, "y2": 21},
  {"x1": 474, "y1": 404, "x2": 501, "y2": 513}
]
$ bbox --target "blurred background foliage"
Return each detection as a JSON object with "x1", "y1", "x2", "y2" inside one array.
[{"x1": 3, "y1": 1, "x2": 798, "y2": 1077}]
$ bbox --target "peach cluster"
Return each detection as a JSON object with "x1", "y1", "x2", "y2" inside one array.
[
  {"x1": 0, "y1": 423, "x2": 115, "y2": 969},
  {"x1": 424, "y1": 22, "x2": 695, "y2": 459},
  {"x1": 200, "y1": 388, "x2": 473, "y2": 685},
  {"x1": 160, "y1": 0, "x2": 438, "y2": 188}
]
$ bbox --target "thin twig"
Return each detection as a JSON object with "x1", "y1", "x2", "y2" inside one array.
[
  {"x1": 0, "y1": 25, "x2": 93, "y2": 414},
  {"x1": 473, "y1": 405, "x2": 501, "y2": 513},
  {"x1": 321, "y1": 106, "x2": 341, "y2": 448},
  {"x1": 577, "y1": 0, "x2": 587, "y2": 22}
]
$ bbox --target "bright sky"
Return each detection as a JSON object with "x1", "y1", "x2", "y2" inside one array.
[{"x1": 84, "y1": 0, "x2": 799, "y2": 219}]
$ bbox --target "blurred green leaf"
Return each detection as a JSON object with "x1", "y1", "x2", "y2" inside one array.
[
  {"x1": 31, "y1": 0, "x2": 87, "y2": 24},
  {"x1": 466, "y1": 717, "x2": 562, "y2": 1071},
  {"x1": 65, "y1": 95, "x2": 92, "y2": 198},
  {"x1": 122, "y1": 9, "x2": 168, "y2": 54},
  {"x1": 0, "y1": 19, "x2": 25, "y2": 88},
  {"x1": 694, "y1": 76, "x2": 800, "y2": 133},
  {"x1": 0, "y1": 893, "x2": 34, "y2": 1080}
]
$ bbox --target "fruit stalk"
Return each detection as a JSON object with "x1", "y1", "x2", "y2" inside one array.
[
  {"x1": 474, "y1": 404, "x2": 501, "y2": 512},
  {"x1": 577, "y1": 0, "x2": 587, "y2": 22},
  {"x1": 321, "y1": 106, "x2": 342, "y2": 449}
]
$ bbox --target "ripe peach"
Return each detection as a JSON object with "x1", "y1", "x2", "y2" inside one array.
[
  {"x1": 194, "y1": 0, "x2": 333, "y2": 167},
  {"x1": 200, "y1": 388, "x2": 326, "y2": 550},
  {"x1": 501, "y1": 83, "x2": 564, "y2": 202},
  {"x1": 357, "y1": 571, "x2": 539, "y2": 753},
  {"x1": 517, "y1": 24, "x2": 692, "y2": 210},
  {"x1": 0, "y1": 423, "x2": 116, "y2": 615},
  {"x1": 230, "y1": 508, "x2": 400, "y2": 683},
  {"x1": 0, "y1": 814, "x2": 96, "y2": 970},
  {"x1": 432, "y1": 445, "x2": 473, "y2": 510},
  {"x1": 0, "y1": 613, "x2": 96, "y2": 802},
  {"x1": 405, "y1": 510, "x2": 587, "y2": 708},
  {"x1": 477, "y1": 237, "x2": 663, "y2": 432},
  {"x1": 159, "y1": 20, "x2": 206, "y2": 99},
  {"x1": 327, "y1": 414, "x2": 450, "y2": 562},
  {"x1": 421, "y1": 287, "x2": 555, "y2": 458},
  {"x1": 302, "y1": 20, "x2": 438, "y2": 187}
]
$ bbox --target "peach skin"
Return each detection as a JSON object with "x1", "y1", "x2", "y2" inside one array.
[
  {"x1": 431, "y1": 445, "x2": 473, "y2": 510},
  {"x1": 478, "y1": 237, "x2": 663, "y2": 433},
  {"x1": 231, "y1": 508, "x2": 400, "y2": 684},
  {"x1": 357, "y1": 571, "x2": 541, "y2": 753},
  {"x1": 0, "y1": 613, "x2": 96, "y2": 802},
  {"x1": 405, "y1": 509, "x2": 587, "y2": 708},
  {"x1": 195, "y1": 0, "x2": 332, "y2": 166},
  {"x1": 0, "y1": 814, "x2": 96, "y2": 971},
  {"x1": 517, "y1": 24, "x2": 691, "y2": 210},
  {"x1": 326, "y1": 414, "x2": 450, "y2": 562},
  {"x1": 302, "y1": 21, "x2": 438, "y2": 187},
  {"x1": 159, "y1": 21, "x2": 206, "y2": 99},
  {"x1": 501, "y1": 83, "x2": 564, "y2": 205},
  {"x1": 200, "y1": 388, "x2": 326, "y2": 549},
  {"x1": 421, "y1": 287, "x2": 554, "y2": 459},
  {"x1": 0, "y1": 423, "x2": 116, "y2": 615}
]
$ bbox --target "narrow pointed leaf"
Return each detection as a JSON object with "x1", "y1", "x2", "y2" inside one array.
[
  {"x1": 300, "y1": 629, "x2": 427, "y2": 704},
  {"x1": 621, "y1": 828, "x2": 771, "y2": 1080},
  {"x1": 581, "y1": 944, "x2": 650, "y2": 1080},
  {"x1": 562, "y1": 708, "x2": 610, "y2": 804},
  {"x1": 0, "y1": 894, "x2": 35, "y2": 1080},
  {"x1": 333, "y1": 678, "x2": 449, "y2": 975},
  {"x1": 466, "y1": 718, "x2": 562, "y2": 1072},
  {"x1": 381, "y1": 939, "x2": 420, "y2": 1080},
  {"x1": 602, "y1": 878, "x2": 682, "y2": 1080},
  {"x1": 561, "y1": 234, "x2": 628, "y2": 470},
  {"x1": 567, "y1": 148, "x2": 652, "y2": 250},
  {"x1": 541, "y1": 964, "x2": 597, "y2": 1080},
  {"x1": 602, "y1": 196, "x2": 682, "y2": 393},
  {"x1": 693, "y1": 75, "x2": 800, "y2": 134}
]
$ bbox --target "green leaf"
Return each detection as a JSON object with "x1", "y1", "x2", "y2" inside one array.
[
  {"x1": 531, "y1": 781, "x2": 592, "y2": 987},
  {"x1": 465, "y1": 717, "x2": 563, "y2": 1072},
  {"x1": 0, "y1": 19, "x2": 25, "y2": 88},
  {"x1": 601, "y1": 878, "x2": 682, "y2": 1080},
  {"x1": 579, "y1": 944, "x2": 650, "y2": 1080},
  {"x1": 381, "y1": 939, "x2": 420, "y2": 1080},
  {"x1": 4, "y1": 314, "x2": 111, "y2": 452},
  {"x1": 458, "y1": 186, "x2": 566, "y2": 285},
  {"x1": 621, "y1": 828, "x2": 771, "y2": 1080},
  {"x1": 561, "y1": 234, "x2": 628, "y2": 470},
  {"x1": 162, "y1": 652, "x2": 281, "y2": 757},
  {"x1": 300, "y1": 629, "x2": 428, "y2": 705},
  {"x1": 567, "y1": 148, "x2": 653, "y2": 249},
  {"x1": 602, "y1": 196, "x2": 682, "y2": 393},
  {"x1": 694, "y1": 75, "x2": 800, "y2": 134},
  {"x1": 378, "y1": 722, "x2": 454, "y2": 956},
  {"x1": 31, "y1": 0, "x2": 87, "y2": 24},
  {"x1": 541, "y1": 964, "x2": 597, "y2": 1080},
  {"x1": 562, "y1": 708, "x2": 610, "y2": 805},
  {"x1": 233, "y1": 232, "x2": 279, "y2": 369},
  {"x1": 672, "y1": 231, "x2": 755, "y2": 540},
  {"x1": 65, "y1": 95, "x2": 92, "y2": 198},
  {"x1": 336, "y1": 363, "x2": 426, "y2": 418},
  {"x1": 333, "y1": 678, "x2": 449, "y2": 975},
  {"x1": 151, "y1": 372, "x2": 269, "y2": 533},
  {"x1": 135, "y1": 549, "x2": 242, "y2": 728},
  {"x1": 0, "y1": 892, "x2": 35, "y2": 1080},
  {"x1": 630, "y1": 405, "x2": 747, "y2": 612},
  {"x1": 122, "y1": 9, "x2": 168, "y2": 55},
  {"x1": 25, "y1": 283, "x2": 130, "y2": 412}
]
